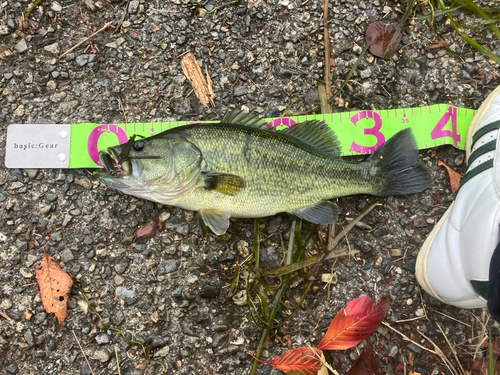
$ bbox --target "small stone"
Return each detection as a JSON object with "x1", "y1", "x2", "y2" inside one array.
[
  {"x1": 136, "y1": 220, "x2": 158, "y2": 241},
  {"x1": 233, "y1": 86, "x2": 248, "y2": 97},
  {"x1": 236, "y1": 7, "x2": 247, "y2": 16},
  {"x1": 114, "y1": 263, "x2": 128, "y2": 275},
  {"x1": 1, "y1": 299, "x2": 12, "y2": 310},
  {"x1": 74, "y1": 177, "x2": 93, "y2": 189},
  {"x1": 274, "y1": 66, "x2": 293, "y2": 78},
  {"x1": 128, "y1": 0, "x2": 139, "y2": 13},
  {"x1": 178, "y1": 19, "x2": 188, "y2": 29},
  {"x1": 61, "y1": 249, "x2": 74, "y2": 262},
  {"x1": 412, "y1": 216, "x2": 427, "y2": 228},
  {"x1": 14, "y1": 39, "x2": 28, "y2": 54},
  {"x1": 159, "y1": 212, "x2": 171, "y2": 222},
  {"x1": 264, "y1": 86, "x2": 285, "y2": 98},
  {"x1": 40, "y1": 205, "x2": 52, "y2": 215},
  {"x1": 24, "y1": 329, "x2": 35, "y2": 347},
  {"x1": 51, "y1": 2, "x2": 62, "y2": 11},
  {"x1": 115, "y1": 286, "x2": 134, "y2": 298},
  {"x1": 14, "y1": 105, "x2": 24, "y2": 117},
  {"x1": 200, "y1": 285, "x2": 220, "y2": 298},
  {"x1": 163, "y1": 259, "x2": 180, "y2": 274},
  {"x1": 176, "y1": 35, "x2": 186, "y2": 45},
  {"x1": 80, "y1": 362, "x2": 92, "y2": 375},
  {"x1": 92, "y1": 349, "x2": 111, "y2": 363},
  {"x1": 236, "y1": 240, "x2": 249, "y2": 257},
  {"x1": 44, "y1": 42, "x2": 60, "y2": 55},
  {"x1": 6, "y1": 363, "x2": 18, "y2": 374},
  {"x1": 62, "y1": 214, "x2": 72, "y2": 227},
  {"x1": 75, "y1": 54, "x2": 90, "y2": 67},
  {"x1": 95, "y1": 333, "x2": 109, "y2": 344},
  {"x1": 114, "y1": 275, "x2": 125, "y2": 286},
  {"x1": 15, "y1": 239, "x2": 28, "y2": 251},
  {"x1": 0, "y1": 25, "x2": 9, "y2": 36}
]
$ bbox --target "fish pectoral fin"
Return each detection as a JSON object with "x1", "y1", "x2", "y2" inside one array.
[
  {"x1": 294, "y1": 201, "x2": 338, "y2": 225},
  {"x1": 202, "y1": 173, "x2": 244, "y2": 196},
  {"x1": 199, "y1": 209, "x2": 231, "y2": 235}
]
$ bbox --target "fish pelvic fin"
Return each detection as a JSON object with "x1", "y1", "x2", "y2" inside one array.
[
  {"x1": 199, "y1": 209, "x2": 231, "y2": 235},
  {"x1": 369, "y1": 128, "x2": 432, "y2": 196},
  {"x1": 294, "y1": 201, "x2": 339, "y2": 224},
  {"x1": 202, "y1": 173, "x2": 244, "y2": 196}
]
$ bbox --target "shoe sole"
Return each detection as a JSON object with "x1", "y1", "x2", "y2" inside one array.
[{"x1": 416, "y1": 85, "x2": 500, "y2": 302}]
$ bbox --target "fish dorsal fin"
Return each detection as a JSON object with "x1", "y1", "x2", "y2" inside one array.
[
  {"x1": 221, "y1": 110, "x2": 268, "y2": 130},
  {"x1": 280, "y1": 120, "x2": 342, "y2": 159}
]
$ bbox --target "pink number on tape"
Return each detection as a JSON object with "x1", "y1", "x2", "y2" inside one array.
[
  {"x1": 350, "y1": 110, "x2": 386, "y2": 154},
  {"x1": 87, "y1": 124, "x2": 128, "y2": 166},
  {"x1": 431, "y1": 107, "x2": 461, "y2": 146},
  {"x1": 267, "y1": 118, "x2": 297, "y2": 128}
]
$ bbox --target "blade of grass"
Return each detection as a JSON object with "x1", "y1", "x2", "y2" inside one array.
[
  {"x1": 454, "y1": 0, "x2": 500, "y2": 40},
  {"x1": 383, "y1": 0, "x2": 416, "y2": 59}
]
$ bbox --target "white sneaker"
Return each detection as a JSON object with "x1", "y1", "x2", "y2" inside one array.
[{"x1": 416, "y1": 85, "x2": 500, "y2": 308}]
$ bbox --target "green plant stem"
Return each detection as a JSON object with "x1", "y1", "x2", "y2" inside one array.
[{"x1": 249, "y1": 220, "x2": 297, "y2": 375}]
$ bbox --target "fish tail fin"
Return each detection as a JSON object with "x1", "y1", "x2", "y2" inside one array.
[{"x1": 369, "y1": 128, "x2": 431, "y2": 196}]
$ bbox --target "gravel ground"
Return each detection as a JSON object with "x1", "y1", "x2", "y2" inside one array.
[{"x1": 1, "y1": 0, "x2": 500, "y2": 374}]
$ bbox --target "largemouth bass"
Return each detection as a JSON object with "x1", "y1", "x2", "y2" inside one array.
[{"x1": 95, "y1": 111, "x2": 431, "y2": 235}]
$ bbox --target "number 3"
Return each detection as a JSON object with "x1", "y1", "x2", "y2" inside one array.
[{"x1": 350, "y1": 110, "x2": 386, "y2": 154}]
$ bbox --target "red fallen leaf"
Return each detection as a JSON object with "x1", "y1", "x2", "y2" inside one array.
[
  {"x1": 426, "y1": 40, "x2": 448, "y2": 50},
  {"x1": 136, "y1": 220, "x2": 159, "y2": 242},
  {"x1": 365, "y1": 17, "x2": 402, "y2": 59},
  {"x1": 35, "y1": 248, "x2": 73, "y2": 324},
  {"x1": 248, "y1": 347, "x2": 321, "y2": 375},
  {"x1": 347, "y1": 341, "x2": 381, "y2": 375},
  {"x1": 318, "y1": 296, "x2": 390, "y2": 350}
]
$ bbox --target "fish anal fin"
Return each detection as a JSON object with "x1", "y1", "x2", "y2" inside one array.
[
  {"x1": 221, "y1": 110, "x2": 268, "y2": 130},
  {"x1": 281, "y1": 120, "x2": 341, "y2": 159},
  {"x1": 202, "y1": 173, "x2": 244, "y2": 196},
  {"x1": 199, "y1": 209, "x2": 231, "y2": 235},
  {"x1": 294, "y1": 201, "x2": 338, "y2": 225}
]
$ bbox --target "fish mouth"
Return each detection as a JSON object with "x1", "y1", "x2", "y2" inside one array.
[{"x1": 99, "y1": 149, "x2": 130, "y2": 177}]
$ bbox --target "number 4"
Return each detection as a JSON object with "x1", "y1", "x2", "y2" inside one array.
[{"x1": 431, "y1": 107, "x2": 461, "y2": 146}]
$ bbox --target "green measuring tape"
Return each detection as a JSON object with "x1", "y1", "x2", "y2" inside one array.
[{"x1": 5, "y1": 104, "x2": 475, "y2": 169}]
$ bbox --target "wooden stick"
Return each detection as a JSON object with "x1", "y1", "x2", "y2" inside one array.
[
  {"x1": 323, "y1": 0, "x2": 331, "y2": 96},
  {"x1": 59, "y1": 21, "x2": 113, "y2": 59},
  {"x1": 72, "y1": 330, "x2": 96, "y2": 375}
]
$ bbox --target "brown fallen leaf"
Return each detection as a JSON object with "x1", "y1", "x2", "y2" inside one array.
[
  {"x1": 430, "y1": 150, "x2": 463, "y2": 194},
  {"x1": 365, "y1": 17, "x2": 402, "y2": 59},
  {"x1": 426, "y1": 40, "x2": 448, "y2": 50},
  {"x1": 181, "y1": 53, "x2": 215, "y2": 108},
  {"x1": 36, "y1": 248, "x2": 73, "y2": 324}
]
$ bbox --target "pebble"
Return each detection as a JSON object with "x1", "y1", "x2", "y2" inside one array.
[
  {"x1": 61, "y1": 249, "x2": 74, "y2": 262},
  {"x1": 24, "y1": 329, "x2": 35, "y2": 347},
  {"x1": 200, "y1": 285, "x2": 220, "y2": 298},
  {"x1": 412, "y1": 216, "x2": 427, "y2": 228},
  {"x1": 14, "y1": 39, "x2": 28, "y2": 54},
  {"x1": 128, "y1": 0, "x2": 139, "y2": 13},
  {"x1": 176, "y1": 35, "x2": 186, "y2": 45},
  {"x1": 80, "y1": 362, "x2": 93, "y2": 375},
  {"x1": 44, "y1": 42, "x2": 60, "y2": 55},
  {"x1": 40, "y1": 205, "x2": 52, "y2": 215},
  {"x1": 162, "y1": 259, "x2": 180, "y2": 274},
  {"x1": 264, "y1": 86, "x2": 285, "y2": 98},
  {"x1": 236, "y1": 240, "x2": 249, "y2": 257},
  {"x1": 45, "y1": 193, "x2": 58, "y2": 202},
  {"x1": 274, "y1": 66, "x2": 293, "y2": 78},
  {"x1": 114, "y1": 275, "x2": 125, "y2": 286},
  {"x1": 0, "y1": 25, "x2": 9, "y2": 35},
  {"x1": 51, "y1": 2, "x2": 62, "y2": 11},
  {"x1": 233, "y1": 86, "x2": 248, "y2": 96},
  {"x1": 15, "y1": 239, "x2": 28, "y2": 251},
  {"x1": 115, "y1": 263, "x2": 128, "y2": 275},
  {"x1": 6, "y1": 363, "x2": 18, "y2": 374},
  {"x1": 7, "y1": 19, "x2": 17, "y2": 30},
  {"x1": 14, "y1": 105, "x2": 24, "y2": 117},
  {"x1": 115, "y1": 286, "x2": 134, "y2": 298},
  {"x1": 92, "y1": 349, "x2": 111, "y2": 362},
  {"x1": 4, "y1": 73, "x2": 13, "y2": 80},
  {"x1": 1, "y1": 299, "x2": 13, "y2": 310},
  {"x1": 95, "y1": 333, "x2": 110, "y2": 344},
  {"x1": 75, "y1": 54, "x2": 92, "y2": 67}
]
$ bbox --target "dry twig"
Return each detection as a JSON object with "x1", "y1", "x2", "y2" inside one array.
[
  {"x1": 72, "y1": 330, "x2": 96, "y2": 375},
  {"x1": 59, "y1": 21, "x2": 114, "y2": 59},
  {"x1": 181, "y1": 53, "x2": 215, "y2": 108}
]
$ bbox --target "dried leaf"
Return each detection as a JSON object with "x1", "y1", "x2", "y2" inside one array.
[
  {"x1": 347, "y1": 341, "x2": 380, "y2": 375},
  {"x1": 253, "y1": 347, "x2": 321, "y2": 375},
  {"x1": 35, "y1": 248, "x2": 73, "y2": 324},
  {"x1": 181, "y1": 53, "x2": 215, "y2": 108},
  {"x1": 365, "y1": 17, "x2": 402, "y2": 58},
  {"x1": 426, "y1": 40, "x2": 448, "y2": 50},
  {"x1": 438, "y1": 160, "x2": 463, "y2": 194},
  {"x1": 318, "y1": 296, "x2": 390, "y2": 350}
]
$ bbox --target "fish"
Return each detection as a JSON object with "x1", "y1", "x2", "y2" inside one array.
[{"x1": 94, "y1": 111, "x2": 431, "y2": 235}]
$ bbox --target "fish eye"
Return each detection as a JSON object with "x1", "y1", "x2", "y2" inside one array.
[{"x1": 133, "y1": 140, "x2": 146, "y2": 152}]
